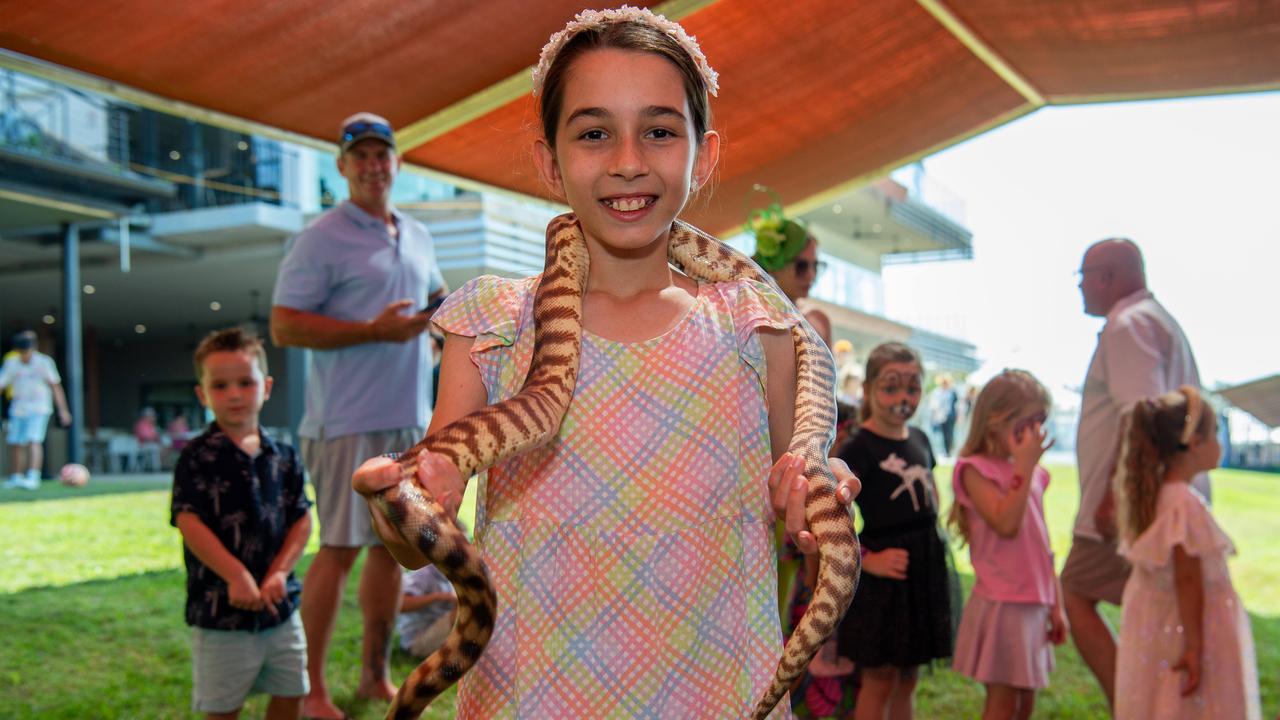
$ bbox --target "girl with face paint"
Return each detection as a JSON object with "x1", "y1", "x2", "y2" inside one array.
[{"x1": 833, "y1": 342, "x2": 960, "y2": 720}]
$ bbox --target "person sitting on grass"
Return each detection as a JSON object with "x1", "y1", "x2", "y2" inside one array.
[
  {"x1": 396, "y1": 564, "x2": 457, "y2": 658},
  {"x1": 171, "y1": 328, "x2": 312, "y2": 720}
]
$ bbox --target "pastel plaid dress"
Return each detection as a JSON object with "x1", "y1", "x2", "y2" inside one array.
[{"x1": 433, "y1": 275, "x2": 799, "y2": 719}]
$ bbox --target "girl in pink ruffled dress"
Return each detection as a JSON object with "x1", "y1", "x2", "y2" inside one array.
[{"x1": 1114, "y1": 386, "x2": 1260, "y2": 720}]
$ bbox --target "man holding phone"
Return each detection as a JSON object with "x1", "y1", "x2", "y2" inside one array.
[{"x1": 270, "y1": 112, "x2": 446, "y2": 719}]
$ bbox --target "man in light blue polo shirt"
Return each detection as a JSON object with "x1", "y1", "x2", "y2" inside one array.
[{"x1": 270, "y1": 112, "x2": 446, "y2": 720}]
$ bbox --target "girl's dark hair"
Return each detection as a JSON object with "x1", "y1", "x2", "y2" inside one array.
[
  {"x1": 858, "y1": 342, "x2": 922, "y2": 422},
  {"x1": 1114, "y1": 390, "x2": 1215, "y2": 542},
  {"x1": 538, "y1": 21, "x2": 712, "y2": 148}
]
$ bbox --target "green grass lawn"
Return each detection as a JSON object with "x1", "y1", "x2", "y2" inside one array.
[{"x1": 1, "y1": 466, "x2": 1275, "y2": 719}]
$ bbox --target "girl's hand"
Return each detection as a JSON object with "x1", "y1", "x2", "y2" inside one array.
[
  {"x1": 352, "y1": 455, "x2": 403, "y2": 497},
  {"x1": 768, "y1": 453, "x2": 860, "y2": 555},
  {"x1": 1048, "y1": 604, "x2": 1069, "y2": 645},
  {"x1": 353, "y1": 452, "x2": 466, "y2": 520},
  {"x1": 355, "y1": 452, "x2": 463, "y2": 570},
  {"x1": 1172, "y1": 648, "x2": 1201, "y2": 696},
  {"x1": 1009, "y1": 420, "x2": 1053, "y2": 477},
  {"x1": 863, "y1": 548, "x2": 909, "y2": 580}
]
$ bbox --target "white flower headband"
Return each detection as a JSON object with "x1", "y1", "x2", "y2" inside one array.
[
  {"x1": 531, "y1": 5, "x2": 720, "y2": 98},
  {"x1": 1178, "y1": 384, "x2": 1204, "y2": 448}
]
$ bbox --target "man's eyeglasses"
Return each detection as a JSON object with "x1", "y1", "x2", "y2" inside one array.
[
  {"x1": 341, "y1": 121, "x2": 394, "y2": 144},
  {"x1": 1074, "y1": 264, "x2": 1112, "y2": 278},
  {"x1": 792, "y1": 259, "x2": 828, "y2": 277}
]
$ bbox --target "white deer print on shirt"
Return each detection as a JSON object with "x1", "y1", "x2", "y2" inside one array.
[{"x1": 879, "y1": 453, "x2": 936, "y2": 512}]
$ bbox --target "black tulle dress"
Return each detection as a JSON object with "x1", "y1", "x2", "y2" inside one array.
[{"x1": 835, "y1": 426, "x2": 959, "y2": 669}]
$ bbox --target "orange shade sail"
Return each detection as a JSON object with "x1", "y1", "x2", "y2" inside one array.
[{"x1": 3, "y1": 0, "x2": 1277, "y2": 233}]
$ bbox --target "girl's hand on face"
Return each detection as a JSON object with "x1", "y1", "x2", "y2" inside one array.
[
  {"x1": 1009, "y1": 420, "x2": 1053, "y2": 476},
  {"x1": 863, "y1": 548, "x2": 909, "y2": 580},
  {"x1": 768, "y1": 453, "x2": 860, "y2": 555}
]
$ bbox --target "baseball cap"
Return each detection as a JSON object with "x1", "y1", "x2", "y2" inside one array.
[
  {"x1": 12, "y1": 330, "x2": 36, "y2": 351},
  {"x1": 339, "y1": 112, "x2": 396, "y2": 153}
]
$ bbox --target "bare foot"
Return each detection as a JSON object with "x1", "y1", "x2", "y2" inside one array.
[
  {"x1": 356, "y1": 679, "x2": 397, "y2": 702},
  {"x1": 300, "y1": 692, "x2": 347, "y2": 720}
]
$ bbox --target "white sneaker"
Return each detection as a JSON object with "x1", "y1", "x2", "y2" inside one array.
[
  {"x1": 19, "y1": 476, "x2": 40, "y2": 490},
  {"x1": 2, "y1": 475, "x2": 22, "y2": 489}
]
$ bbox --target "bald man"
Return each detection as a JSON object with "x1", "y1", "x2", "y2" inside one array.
[{"x1": 1063, "y1": 238, "x2": 1207, "y2": 708}]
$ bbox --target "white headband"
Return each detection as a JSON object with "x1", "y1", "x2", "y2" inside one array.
[
  {"x1": 1178, "y1": 385, "x2": 1204, "y2": 448},
  {"x1": 531, "y1": 5, "x2": 720, "y2": 98}
]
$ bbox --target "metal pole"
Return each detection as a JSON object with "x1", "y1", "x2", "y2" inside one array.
[{"x1": 61, "y1": 222, "x2": 84, "y2": 464}]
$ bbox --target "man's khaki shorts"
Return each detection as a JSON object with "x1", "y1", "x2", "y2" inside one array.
[
  {"x1": 1061, "y1": 535, "x2": 1131, "y2": 606},
  {"x1": 301, "y1": 427, "x2": 425, "y2": 547}
]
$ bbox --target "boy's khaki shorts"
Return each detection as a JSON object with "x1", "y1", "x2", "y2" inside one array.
[{"x1": 191, "y1": 612, "x2": 307, "y2": 713}]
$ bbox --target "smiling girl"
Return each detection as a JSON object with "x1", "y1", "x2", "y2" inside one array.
[{"x1": 352, "y1": 7, "x2": 856, "y2": 718}]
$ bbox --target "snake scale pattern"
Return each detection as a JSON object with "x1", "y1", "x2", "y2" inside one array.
[{"x1": 371, "y1": 213, "x2": 860, "y2": 720}]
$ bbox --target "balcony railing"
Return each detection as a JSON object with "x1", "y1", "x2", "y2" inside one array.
[
  {"x1": 124, "y1": 110, "x2": 300, "y2": 212},
  {"x1": 1, "y1": 69, "x2": 116, "y2": 166}
]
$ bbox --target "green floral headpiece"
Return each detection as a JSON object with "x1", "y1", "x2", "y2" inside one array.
[{"x1": 747, "y1": 200, "x2": 810, "y2": 272}]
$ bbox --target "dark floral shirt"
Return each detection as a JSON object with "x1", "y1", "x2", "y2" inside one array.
[{"x1": 170, "y1": 423, "x2": 310, "y2": 631}]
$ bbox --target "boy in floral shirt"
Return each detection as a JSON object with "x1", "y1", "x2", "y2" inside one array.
[{"x1": 171, "y1": 328, "x2": 311, "y2": 718}]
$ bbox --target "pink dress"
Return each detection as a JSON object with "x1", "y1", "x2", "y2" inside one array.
[
  {"x1": 1116, "y1": 482, "x2": 1260, "y2": 719},
  {"x1": 950, "y1": 455, "x2": 1056, "y2": 689},
  {"x1": 433, "y1": 275, "x2": 799, "y2": 719}
]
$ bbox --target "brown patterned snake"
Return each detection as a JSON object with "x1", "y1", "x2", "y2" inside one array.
[{"x1": 370, "y1": 213, "x2": 861, "y2": 720}]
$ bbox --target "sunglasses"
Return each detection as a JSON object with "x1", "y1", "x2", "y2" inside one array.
[
  {"x1": 792, "y1": 258, "x2": 828, "y2": 276},
  {"x1": 341, "y1": 121, "x2": 394, "y2": 144}
]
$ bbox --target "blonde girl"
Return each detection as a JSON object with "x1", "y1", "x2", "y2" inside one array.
[
  {"x1": 1113, "y1": 387, "x2": 1259, "y2": 719},
  {"x1": 353, "y1": 7, "x2": 855, "y2": 718},
  {"x1": 949, "y1": 370, "x2": 1067, "y2": 720}
]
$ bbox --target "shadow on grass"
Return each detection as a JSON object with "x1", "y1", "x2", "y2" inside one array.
[
  {"x1": 0, "y1": 556, "x2": 456, "y2": 720},
  {"x1": 0, "y1": 474, "x2": 170, "y2": 505}
]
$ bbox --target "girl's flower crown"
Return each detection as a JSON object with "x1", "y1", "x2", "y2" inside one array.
[{"x1": 532, "y1": 5, "x2": 720, "y2": 98}]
